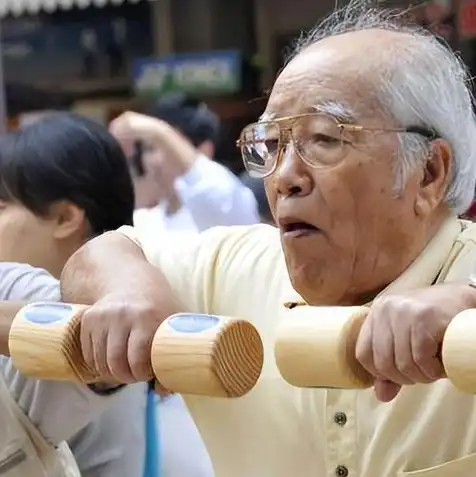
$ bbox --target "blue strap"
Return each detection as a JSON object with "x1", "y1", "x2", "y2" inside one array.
[{"x1": 143, "y1": 384, "x2": 160, "y2": 477}]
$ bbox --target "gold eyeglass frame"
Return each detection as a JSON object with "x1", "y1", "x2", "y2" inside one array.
[{"x1": 235, "y1": 112, "x2": 437, "y2": 179}]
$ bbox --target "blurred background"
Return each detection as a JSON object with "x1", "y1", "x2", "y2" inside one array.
[{"x1": 0, "y1": 0, "x2": 470, "y2": 175}]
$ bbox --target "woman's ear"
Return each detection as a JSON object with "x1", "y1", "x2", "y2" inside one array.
[{"x1": 49, "y1": 201, "x2": 86, "y2": 240}]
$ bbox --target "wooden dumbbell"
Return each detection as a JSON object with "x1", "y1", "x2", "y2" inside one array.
[
  {"x1": 274, "y1": 305, "x2": 476, "y2": 394},
  {"x1": 8, "y1": 302, "x2": 264, "y2": 398}
]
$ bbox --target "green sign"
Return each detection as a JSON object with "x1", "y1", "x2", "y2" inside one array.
[{"x1": 133, "y1": 50, "x2": 242, "y2": 96}]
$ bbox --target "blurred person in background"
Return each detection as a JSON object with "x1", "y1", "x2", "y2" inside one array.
[
  {"x1": 239, "y1": 172, "x2": 275, "y2": 225},
  {"x1": 0, "y1": 113, "x2": 147, "y2": 477},
  {"x1": 110, "y1": 93, "x2": 260, "y2": 238}
]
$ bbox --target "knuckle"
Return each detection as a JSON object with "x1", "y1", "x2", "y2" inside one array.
[
  {"x1": 413, "y1": 346, "x2": 441, "y2": 380},
  {"x1": 128, "y1": 334, "x2": 154, "y2": 380},
  {"x1": 355, "y1": 338, "x2": 372, "y2": 367},
  {"x1": 373, "y1": 353, "x2": 401, "y2": 382},
  {"x1": 108, "y1": 358, "x2": 133, "y2": 383},
  {"x1": 371, "y1": 295, "x2": 390, "y2": 309},
  {"x1": 372, "y1": 356, "x2": 389, "y2": 376},
  {"x1": 413, "y1": 346, "x2": 430, "y2": 369},
  {"x1": 372, "y1": 294, "x2": 401, "y2": 311},
  {"x1": 374, "y1": 295, "x2": 423, "y2": 318},
  {"x1": 108, "y1": 341, "x2": 127, "y2": 368},
  {"x1": 395, "y1": 359, "x2": 417, "y2": 379},
  {"x1": 355, "y1": 345, "x2": 372, "y2": 367}
]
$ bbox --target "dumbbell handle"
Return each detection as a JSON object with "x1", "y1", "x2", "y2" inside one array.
[
  {"x1": 274, "y1": 305, "x2": 476, "y2": 394},
  {"x1": 8, "y1": 302, "x2": 264, "y2": 398}
]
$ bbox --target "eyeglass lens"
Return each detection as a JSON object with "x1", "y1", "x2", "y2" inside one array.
[{"x1": 241, "y1": 115, "x2": 347, "y2": 178}]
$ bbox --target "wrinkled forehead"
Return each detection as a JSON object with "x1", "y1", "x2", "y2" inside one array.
[{"x1": 264, "y1": 33, "x2": 386, "y2": 122}]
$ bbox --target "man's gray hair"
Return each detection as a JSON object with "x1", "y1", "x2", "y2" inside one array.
[{"x1": 287, "y1": 0, "x2": 476, "y2": 215}]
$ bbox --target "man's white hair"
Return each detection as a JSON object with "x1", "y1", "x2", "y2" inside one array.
[{"x1": 286, "y1": 0, "x2": 476, "y2": 215}]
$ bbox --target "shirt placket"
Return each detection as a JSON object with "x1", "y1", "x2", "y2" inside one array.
[{"x1": 325, "y1": 389, "x2": 358, "y2": 477}]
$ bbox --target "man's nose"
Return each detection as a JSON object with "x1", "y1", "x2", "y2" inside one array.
[{"x1": 274, "y1": 144, "x2": 313, "y2": 197}]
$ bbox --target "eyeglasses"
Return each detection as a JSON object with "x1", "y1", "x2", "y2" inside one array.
[{"x1": 236, "y1": 113, "x2": 437, "y2": 179}]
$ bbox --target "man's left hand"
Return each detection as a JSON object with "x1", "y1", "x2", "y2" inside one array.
[{"x1": 355, "y1": 283, "x2": 476, "y2": 402}]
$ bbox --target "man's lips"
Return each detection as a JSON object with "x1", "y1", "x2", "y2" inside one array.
[{"x1": 278, "y1": 220, "x2": 320, "y2": 237}]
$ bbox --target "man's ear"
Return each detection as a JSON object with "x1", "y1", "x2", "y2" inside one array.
[
  {"x1": 48, "y1": 201, "x2": 86, "y2": 240},
  {"x1": 414, "y1": 139, "x2": 452, "y2": 217}
]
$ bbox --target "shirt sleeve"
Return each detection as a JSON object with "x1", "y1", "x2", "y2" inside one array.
[
  {"x1": 67, "y1": 382, "x2": 147, "y2": 477},
  {"x1": 0, "y1": 263, "x2": 132, "y2": 446},
  {"x1": 117, "y1": 223, "x2": 283, "y2": 317},
  {"x1": 174, "y1": 154, "x2": 261, "y2": 230}
]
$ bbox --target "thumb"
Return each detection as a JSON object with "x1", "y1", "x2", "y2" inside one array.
[{"x1": 374, "y1": 379, "x2": 401, "y2": 402}]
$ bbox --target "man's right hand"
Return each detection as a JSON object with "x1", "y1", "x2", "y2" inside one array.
[
  {"x1": 78, "y1": 293, "x2": 161, "y2": 383},
  {"x1": 60, "y1": 230, "x2": 182, "y2": 384}
]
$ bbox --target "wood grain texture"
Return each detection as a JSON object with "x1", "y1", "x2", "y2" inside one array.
[
  {"x1": 9, "y1": 304, "x2": 264, "y2": 398},
  {"x1": 151, "y1": 313, "x2": 264, "y2": 398},
  {"x1": 9, "y1": 302, "x2": 99, "y2": 382}
]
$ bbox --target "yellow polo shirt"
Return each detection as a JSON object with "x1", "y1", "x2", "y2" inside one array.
[{"x1": 119, "y1": 218, "x2": 476, "y2": 477}]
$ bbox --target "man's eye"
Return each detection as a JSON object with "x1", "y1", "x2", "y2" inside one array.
[
  {"x1": 264, "y1": 139, "x2": 279, "y2": 152},
  {"x1": 311, "y1": 133, "x2": 340, "y2": 144}
]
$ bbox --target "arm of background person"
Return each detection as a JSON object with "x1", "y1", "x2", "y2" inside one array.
[
  {"x1": 67, "y1": 382, "x2": 147, "y2": 477},
  {"x1": 110, "y1": 112, "x2": 261, "y2": 229},
  {"x1": 174, "y1": 154, "x2": 261, "y2": 230},
  {"x1": 0, "y1": 262, "x2": 146, "y2": 477}
]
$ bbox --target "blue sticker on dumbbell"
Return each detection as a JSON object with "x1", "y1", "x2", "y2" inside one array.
[
  {"x1": 23, "y1": 303, "x2": 74, "y2": 325},
  {"x1": 167, "y1": 314, "x2": 220, "y2": 333}
]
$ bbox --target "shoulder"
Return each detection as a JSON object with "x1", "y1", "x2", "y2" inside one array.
[
  {"x1": 119, "y1": 223, "x2": 280, "y2": 264},
  {"x1": 117, "y1": 223, "x2": 282, "y2": 312},
  {"x1": 162, "y1": 223, "x2": 281, "y2": 271},
  {"x1": 209, "y1": 224, "x2": 281, "y2": 264},
  {"x1": 0, "y1": 262, "x2": 60, "y2": 301}
]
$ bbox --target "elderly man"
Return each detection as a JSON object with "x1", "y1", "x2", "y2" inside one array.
[{"x1": 60, "y1": 3, "x2": 476, "y2": 476}]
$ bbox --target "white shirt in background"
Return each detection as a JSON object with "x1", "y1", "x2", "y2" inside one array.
[{"x1": 133, "y1": 154, "x2": 260, "y2": 238}]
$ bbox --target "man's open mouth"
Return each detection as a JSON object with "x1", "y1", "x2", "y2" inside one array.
[{"x1": 281, "y1": 221, "x2": 320, "y2": 237}]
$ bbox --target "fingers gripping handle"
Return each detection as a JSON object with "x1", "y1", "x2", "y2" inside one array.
[
  {"x1": 274, "y1": 306, "x2": 476, "y2": 394},
  {"x1": 9, "y1": 302, "x2": 99, "y2": 383},
  {"x1": 151, "y1": 313, "x2": 264, "y2": 397},
  {"x1": 9, "y1": 304, "x2": 265, "y2": 398}
]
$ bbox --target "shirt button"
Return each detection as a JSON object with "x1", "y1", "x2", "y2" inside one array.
[
  {"x1": 335, "y1": 465, "x2": 349, "y2": 477},
  {"x1": 334, "y1": 412, "x2": 347, "y2": 426}
]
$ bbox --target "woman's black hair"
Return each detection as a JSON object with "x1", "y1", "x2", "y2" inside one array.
[{"x1": 0, "y1": 112, "x2": 135, "y2": 235}]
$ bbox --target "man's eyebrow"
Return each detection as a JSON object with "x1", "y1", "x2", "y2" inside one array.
[
  {"x1": 312, "y1": 101, "x2": 358, "y2": 123},
  {"x1": 258, "y1": 101, "x2": 358, "y2": 123}
]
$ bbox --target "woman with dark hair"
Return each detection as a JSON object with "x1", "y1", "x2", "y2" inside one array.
[
  {"x1": 0, "y1": 113, "x2": 147, "y2": 477},
  {"x1": 0, "y1": 113, "x2": 134, "y2": 276}
]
